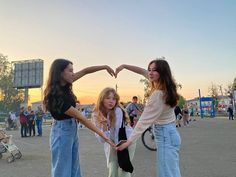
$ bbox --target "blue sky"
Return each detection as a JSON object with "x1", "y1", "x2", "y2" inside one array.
[{"x1": 0, "y1": 0, "x2": 235, "y2": 103}]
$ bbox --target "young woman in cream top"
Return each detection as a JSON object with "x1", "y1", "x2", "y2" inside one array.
[{"x1": 116, "y1": 59, "x2": 181, "y2": 177}]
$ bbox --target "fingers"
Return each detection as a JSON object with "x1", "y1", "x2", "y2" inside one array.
[
  {"x1": 105, "y1": 66, "x2": 115, "y2": 77},
  {"x1": 104, "y1": 65, "x2": 125, "y2": 78},
  {"x1": 105, "y1": 139, "x2": 116, "y2": 148},
  {"x1": 115, "y1": 65, "x2": 124, "y2": 78},
  {"x1": 116, "y1": 142, "x2": 128, "y2": 151}
]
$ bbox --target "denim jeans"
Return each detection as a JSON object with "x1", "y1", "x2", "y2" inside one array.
[
  {"x1": 50, "y1": 118, "x2": 81, "y2": 177},
  {"x1": 36, "y1": 120, "x2": 43, "y2": 136},
  {"x1": 154, "y1": 123, "x2": 181, "y2": 177}
]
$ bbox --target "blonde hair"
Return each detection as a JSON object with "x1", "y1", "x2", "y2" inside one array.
[{"x1": 93, "y1": 87, "x2": 129, "y2": 128}]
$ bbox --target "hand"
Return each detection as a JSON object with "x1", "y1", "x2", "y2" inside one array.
[
  {"x1": 116, "y1": 140, "x2": 127, "y2": 147},
  {"x1": 99, "y1": 112, "x2": 109, "y2": 130},
  {"x1": 115, "y1": 65, "x2": 125, "y2": 78},
  {"x1": 104, "y1": 137, "x2": 116, "y2": 148},
  {"x1": 116, "y1": 140, "x2": 132, "y2": 151},
  {"x1": 105, "y1": 65, "x2": 115, "y2": 77}
]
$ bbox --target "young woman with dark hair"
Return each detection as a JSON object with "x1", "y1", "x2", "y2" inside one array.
[
  {"x1": 116, "y1": 59, "x2": 181, "y2": 177},
  {"x1": 43, "y1": 58, "x2": 115, "y2": 177}
]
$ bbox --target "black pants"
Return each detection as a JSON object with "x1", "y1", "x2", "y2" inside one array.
[
  {"x1": 21, "y1": 123, "x2": 27, "y2": 137},
  {"x1": 229, "y1": 114, "x2": 234, "y2": 120},
  {"x1": 28, "y1": 121, "x2": 35, "y2": 136},
  {"x1": 129, "y1": 116, "x2": 134, "y2": 127}
]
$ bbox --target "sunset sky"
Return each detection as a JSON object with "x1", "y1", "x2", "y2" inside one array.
[{"x1": 1, "y1": 1, "x2": 235, "y2": 104}]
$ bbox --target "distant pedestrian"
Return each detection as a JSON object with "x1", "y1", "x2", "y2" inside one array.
[
  {"x1": 28, "y1": 110, "x2": 36, "y2": 136},
  {"x1": 35, "y1": 106, "x2": 44, "y2": 136},
  {"x1": 182, "y1": 105, "x2": 189, "y2": 126},
  {"x1": 126, "y1": 96, "x2": 142, "y2": 127},
  {"x1": 227, "y1": 105, "x2": 234, "y2": 120},
  {"x1": 19, "y1": 107, "x2": 27, "y2": 138},
  {"x1": 174, "y1": 105, "x2": 182, "y2": 127}
]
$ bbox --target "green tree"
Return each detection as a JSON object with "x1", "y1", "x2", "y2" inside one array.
[
  {"x1": 233, "y1": 78, "x2": 236, "y2": 90},
  {"x1": 208, "y1": 83, "x2": 219, "y2": 107},
  {"x1": 0, "y1": 54, "x2": 24, "y2": 113},
  {"x1": 177, "y1": 95, "x2": 186, "y2": 108},
  {"x1": 140, "y1": 78, "x2": 151, "y2": 98},
  {"x1": 224, "y1": 83, "x2": 233, "y2": 97}
]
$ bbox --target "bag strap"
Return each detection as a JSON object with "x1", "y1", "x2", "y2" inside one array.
[{"x1": 120, "y1": 108, "x2": 126, "y2": 128}]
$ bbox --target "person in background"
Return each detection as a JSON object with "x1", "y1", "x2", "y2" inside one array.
[
  {"x1": 182, "y1": 104, "x2": 189, "y2": 126},
  {"x1": 35, "y1": 105, "x2": 44, "y2": 136},
  {"x1": 43, "y1": 58, "x2": 115, "y2": 177},
  {"x1": 19, "y1": 107, "x2": 27, "y2": 138},
  {"x1": 227, "y1": 105, "x2": 234, "y2": 120},
  {"x1": 116, "y1": 59, "x2": 181, "y2": 177},
  {"x1": 92, "y1": 87, "x2": 136, "y2": 177},
  {"x1": 174, "y1": 105, "x2": 182, "y2": 128},
  {"x1": 126, "y1": 96, "x2": 142, "y2": 127},
  {"x1": 25, "y1": 106, "x2": 33, "y2": 136},
  {"x1": 28, "y1": 110, "x2": 36, "y2": 136}
]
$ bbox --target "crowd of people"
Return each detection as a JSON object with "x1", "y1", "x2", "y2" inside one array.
[
  {"x1": 174, "y1": 104, "x2": 197, "y2": 128},
  {"x1": 19, "y1": 105, "x2": 44, "y2": 137}
]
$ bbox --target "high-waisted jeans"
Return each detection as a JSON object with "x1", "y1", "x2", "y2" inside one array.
[
  {"x1": 154, "y1": 123, "x2": 181, "y2": 177},
  {"x1": 50, "y1": 118, "x2": 81, "y2": 177}
]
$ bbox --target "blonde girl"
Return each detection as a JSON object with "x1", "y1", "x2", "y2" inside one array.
[{"x1": 92, "y1": 87, "x2": 136, "y2": 177}]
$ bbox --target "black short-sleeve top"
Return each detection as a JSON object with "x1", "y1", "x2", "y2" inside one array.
[{"x1": 49, "y1": 85, "x2": 76, "y2": 120}]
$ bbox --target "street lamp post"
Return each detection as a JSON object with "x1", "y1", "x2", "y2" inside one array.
[{"x1": 198, "y1": 89, "x2": 204, "y2": 118}]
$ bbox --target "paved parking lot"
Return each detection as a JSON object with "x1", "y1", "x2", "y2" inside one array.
[{"x1": 0, "y1": 117, "x2": 236, "y2": 177}]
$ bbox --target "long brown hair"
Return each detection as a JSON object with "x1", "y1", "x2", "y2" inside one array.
[
  {"x1": 93, "y1": 87, "x2": 129, "y2": 128},
  {"x1": 43, "y1": 59, "x2": 76, "y2": 113},
  {"x1": 148, "y1": 59, "x2": 179, "y2": 107}
]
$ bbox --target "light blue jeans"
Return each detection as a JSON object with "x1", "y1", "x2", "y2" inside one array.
[
  {"x1": 36, "y1": 119, "x2": 42, "y2": 136},
  {"x1": 154, "y1": 123, "x2": 181, "y2": 177},
  {"x1": 50, "y1": 118, "x2": 81, "y2": 177}
]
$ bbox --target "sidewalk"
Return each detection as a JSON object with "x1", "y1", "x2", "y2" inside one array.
[{"x1": 0, "y1": 117, "x2": 236, "y2": 177}]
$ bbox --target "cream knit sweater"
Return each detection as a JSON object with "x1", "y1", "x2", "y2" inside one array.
[{"x1": 129, "y1": 90, "x2": 176, "y2": 142}]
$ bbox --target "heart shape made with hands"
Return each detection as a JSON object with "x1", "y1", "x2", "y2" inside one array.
[{"x1": 106, "y1": 65, "x2": 126, "y2": 78}]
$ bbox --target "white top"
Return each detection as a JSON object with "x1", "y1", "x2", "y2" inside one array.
[
  {"x1": 129, "y1": 90, "x2": 176, "y2": 142},
  {"x1": 92, "y1": 107, "x2": 133, "y2": 166}
]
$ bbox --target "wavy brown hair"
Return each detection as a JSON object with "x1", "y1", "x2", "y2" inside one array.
[
  {"x1": 148, "y1": 59, "x2": 179, "y2": 107},
  {"x1": 43, "y1": 59, "x2": 76, "y2": 114}
]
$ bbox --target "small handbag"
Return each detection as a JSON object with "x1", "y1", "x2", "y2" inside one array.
[{"x1": 117, "y1": 112, "x2": 134, "y2": 173}]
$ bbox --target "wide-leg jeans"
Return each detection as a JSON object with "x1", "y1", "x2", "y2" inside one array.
[
  {"x1": 154, "y1": 123, "x2": 181, "y2": 177},
  {"x1": 50, "y1": 118, "x2": 81, "y2": 177}
]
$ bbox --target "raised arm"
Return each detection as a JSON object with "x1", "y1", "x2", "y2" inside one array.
[
  {"x1": 115, "y1": 64, "x2": 148, "y2": 79},
  {"x1": 73, "y1": 65, "x2": 115, "y2": 82}
]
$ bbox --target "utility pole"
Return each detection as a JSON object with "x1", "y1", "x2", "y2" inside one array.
[
  {"x1": 198, "y1": 89, "x2": 203, "y2": 118},
  {"x1": 115, "y1": 84, "x2": 118, "y2": 92},
  {"x1": 218, "y1": 85, "x2": 223, "y2": 96}
]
